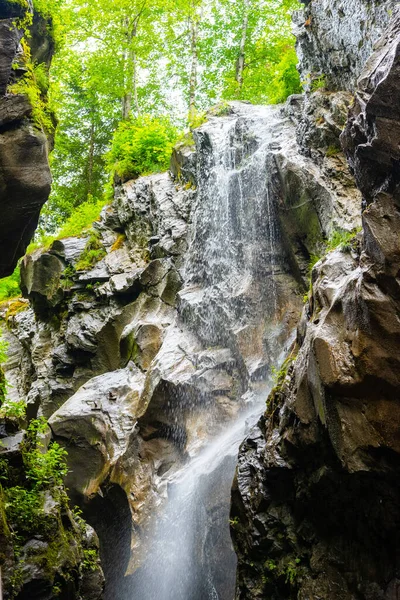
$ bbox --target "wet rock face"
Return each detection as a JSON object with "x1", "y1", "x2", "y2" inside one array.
[
  {"x1": 341, "y1": 7, "x2": 400, "y2": 205},
  {"x1": 0, "y1": 2, "x2": 52, "y2": 278},
  {"x1": 294, "y1": 0, "x2": 396, "y2": 91},
  {"x1": 4, "y1": 97, "x2": 360, "y2": 596},
  {"x1": 232, "y1": 9, "x2": 400, "y2": 600}
]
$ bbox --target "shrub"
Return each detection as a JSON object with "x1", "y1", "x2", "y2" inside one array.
[
  {"x1": 0, "y1": 267, "x2": 21, "y2": 303},
  {"x1": 27, "y1": 198, "x2": 106, "y2": 253},
  {"x1": 0, "y1": 400, "x2": 26, "y2": 421},
  {"x1": 4, "y1": 486, "x2": 43, "y2": 536},
  {"x1": 3, "y1": 417, "x2": 68, "y2": 540},
  {"x1": 58, "y1": 199, "x2": 106, "y2": 239},
  {"x1": 106, "y1": 115, "x2": 178, "y2": 181}
]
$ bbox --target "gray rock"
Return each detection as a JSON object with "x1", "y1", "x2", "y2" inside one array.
[
  {"x1": 294, "y1": 0, "x2": 396, "y2": 91},
  {"x1": 0, "y1": 123, "x2": 52, "y2": 278},
  {"x1": 0, "y1": 94, "x2": 32, "y2": 127},
  {"x1": 50, "y1": 236, "x2": 89, "y2": 265},
  {"x1": 49, "y1": 364, "x2": 145, "y2": 499},
  {"x1": 0, "y1": 431, "x2": 24, "y2": 457},
  {"x1": 109, "y1": 269, "x2": 142, "y2": 295},
  {"x1": 20, "y1": 250, "x2": 65, "y2": 310}
]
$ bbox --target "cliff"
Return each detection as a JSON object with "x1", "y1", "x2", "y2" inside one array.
[
  {"x1": 0, "y1": 0, "x2": 53, "y2": 278},
  {"x1": 231, "y1": 3, "x2": 400, "y2": 599},
  {"x1": 1, "y1": 95, "x2": 359, "y2": 597}
]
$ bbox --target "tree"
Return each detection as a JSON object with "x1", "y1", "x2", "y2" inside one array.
[{"x1": 35, "y1": 0, "x2": 302, "y2": 233}]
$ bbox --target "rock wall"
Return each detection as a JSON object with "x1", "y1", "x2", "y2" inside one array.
[
  {"x1": 295, "y1": 0, "x2": 396, "y2": 91},
  {"x1": 232, "y1": 6, "x2": 400, "y2": 600},
  {"x1": 1, "y1": 95, "x2": 360, "y2": 595},
  {"x1": 0, "y1": 0, "x2": 53, "y2": 278}
]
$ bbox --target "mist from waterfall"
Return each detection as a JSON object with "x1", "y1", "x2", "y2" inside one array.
[{"x1": 121, "y1": 103, "x2": 290, "y2": 600}]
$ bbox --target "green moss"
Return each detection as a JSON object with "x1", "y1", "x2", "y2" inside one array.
[
  {"x1": 208, "y1": 101, "x2": 230, "y2": 117},
  {"x1": 5, "y1": 299, "x2": 29, "y2": 321},
  {"x1": 75, "y1": 231, "x2": 106, "y2": 271},
  {"x1": 326, "y1": 144, "x2": 341, "y2": 157},
  {"x1": 111, "y1": 233, "x2": 126, "y2": 252}
]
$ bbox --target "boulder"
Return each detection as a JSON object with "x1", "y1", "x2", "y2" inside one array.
[
  {"x1": 20, "y1": 250, "x2": 65, "y2": 310},
  {"x1": 49, "y1": 365, "x2": 145, "y2": 500}
]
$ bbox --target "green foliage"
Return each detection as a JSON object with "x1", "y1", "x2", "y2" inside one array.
[
  {"x1": 0, "y1": 400, "x2": 26, "y2": 422},
  {"x1": 38, "y1": 0, "x2": 302, "y2": 234},
  {"x1": 29, "y1": 198, "x2": 107, "y2": 254},
  {"x1": 24, "y1": 440, "x2": 68, "y2": 489},
  {"x1": 0, "y1": 267, "x2": 21, "y2": 303},
  {"x1": 188, "y1": 110, "x2": 207, "y2": 129},
  {"x1": 9, "y1": 41, "x2": 54, "y2": 132},
  {"x1": 263, "y1": 557, "x2": 303, "y2": 585},
  {"x1": 82, "y1": 548, "x2": 99, "y2": 572},
  {"x1": 106, "y1": 115, "x2": 178, "y2": 181},
  {"x1": 229, "y1": 516, "x2": 240, "y2": 528},
  {"x1": 58, "y1": 200, "x2": 106, "y2": 239},
  {"x1": 325, "y1": 229, "x2": 359, "y2": 253},
  {"x1": 270, "y1": 352, "x2": 295, "y2": 392},
  {"x1": 326, "y1": 144, "x2": 341, "y2": 157},
  {"x1": 0, "y1": 331, "x2": 7, "y2": 366},
  {"x1": 4, "y1": 487, "x2": 43, "y2": 537},
  {"x1": 75, "y1": 231, "x2": 106, "y2": 271},
  {"x1": 308, "y1": 228, "x2": 360, "y2": 274},
  {"x1": 308, "y1": 252, "x2": 322, "y2": 273},
  {"x1": 3, "y1": 417, "x2": 68, "y2": 545},
  {"x1": 311, "y1": 74, "x2": 327, "y2": 92}
]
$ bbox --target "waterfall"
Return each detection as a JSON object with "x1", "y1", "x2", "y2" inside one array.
[{"x1": 115, "y1": 102, "x2": 294, "y2": 600}]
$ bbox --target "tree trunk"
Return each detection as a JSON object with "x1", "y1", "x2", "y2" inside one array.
[
  {"x1": 189, "y1": 14, "x2": 199, "y2": 121},
  {"x1": 131, "y1": 22, "x2": 140, "y2": 116},
  {"x1": 87, "y1": 115, "x2": 95, "y2": 200},
  {"x1": 236, "y1": 0, "x2": 250, "y2": 92},
  {"x1": 122, "y1": 14, "x2": 142, "y2": 118}
]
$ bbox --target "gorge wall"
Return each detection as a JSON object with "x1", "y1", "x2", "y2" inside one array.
[
  {"x1": 232, "y1": 2, "x2": 400, "y2": 599},
  {"x1": 3, "y1": 96, "x2": 358, "y2": 597},
  {"x1": 0, "y1": 0, "x2": 53, "y2": 278},
  {"x1": 2, "y1": 102, "x2": 359, "y2": 597},
  {"x1": 1, "y1": 0, "x2": 398, "y2": 598}
]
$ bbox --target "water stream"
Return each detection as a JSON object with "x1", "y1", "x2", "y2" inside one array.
[
  {"x1": 122, "y1": 103, "x2": 290, "y2": 599},
  {"x1": 129, "y1": 393, "x2": 267, "y2": 600}
]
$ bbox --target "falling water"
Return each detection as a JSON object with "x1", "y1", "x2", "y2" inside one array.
[{"x1": 125, "y1": 103, "x2": 291, "y2": 599}]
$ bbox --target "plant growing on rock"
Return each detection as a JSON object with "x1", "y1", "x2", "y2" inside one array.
[
  {"x1": 311, "y1": 73, "x2": 327, "y2": 92},
  {"x1": 106, "y1": 115, "x2": 178, "y2": 182},
  {"x1": 0, "y1": 267, "x2": 22, "y2": 303},
  {"x1": 75, "y1": 231, "x2": 106, "y2": 271}
]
